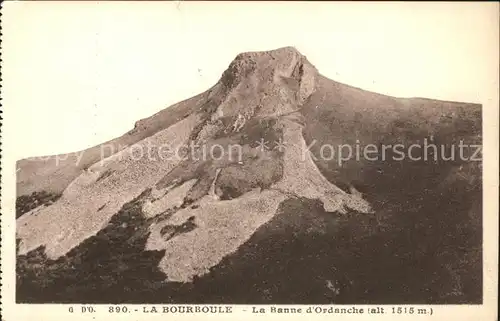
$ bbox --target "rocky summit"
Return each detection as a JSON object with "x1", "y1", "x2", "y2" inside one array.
[{"x1": 16, "y1": 47, "x2": 482, "y2": 304}]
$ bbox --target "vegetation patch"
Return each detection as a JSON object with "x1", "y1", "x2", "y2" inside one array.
[
  {"x1": 16, "y1": 188, "x2": 170, "y2": 303},
  {"x1": 16, "y1": 191, "x2": 62, "y2": 218}
]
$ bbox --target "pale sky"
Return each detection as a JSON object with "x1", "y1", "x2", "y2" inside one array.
[{"x1": 2, "y1": 2, "x2": 499, "y2": 159}]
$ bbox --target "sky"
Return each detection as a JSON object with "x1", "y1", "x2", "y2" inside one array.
[{"x1": 2, "y1": 2, "x2": 499, "y2": 159}]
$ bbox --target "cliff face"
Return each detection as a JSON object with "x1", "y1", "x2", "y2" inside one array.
[{"x1": 16, "y1": 47, "x2": 482, "y2": 304}]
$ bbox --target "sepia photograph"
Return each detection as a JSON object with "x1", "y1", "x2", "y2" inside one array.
[{"x1": 1, "y1": 2, "x2": 498, "y2": 319}]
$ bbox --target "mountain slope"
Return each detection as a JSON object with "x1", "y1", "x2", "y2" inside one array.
[
  {"x1": 16, "y1": 47, "x2": 482, "y2": 304},
  {"x1": 16, "y1": 90, "x2": 208, "y2": 198}
]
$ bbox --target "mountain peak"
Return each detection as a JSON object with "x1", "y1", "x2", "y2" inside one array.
[
  {"x1": 16, "y1": 44, "x2": 482, "y2": 304},
  {"x1": 236, "y1": 46, "x2": 302, "y2": 60},
  {"x1": 215, "y1": 46, "x2": 317, "y2": 118}
]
